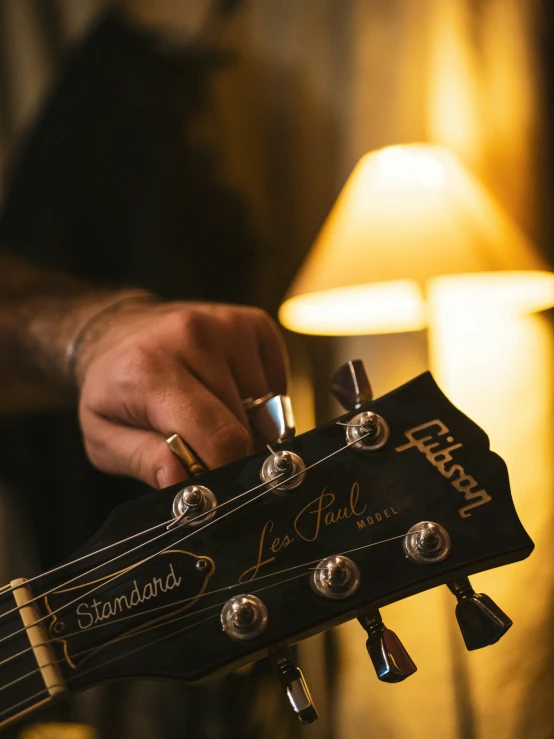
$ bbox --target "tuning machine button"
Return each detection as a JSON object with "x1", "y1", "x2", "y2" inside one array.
[
  {"x1": 403, "y1": 521, "x2": 451, "y2": 563},
  {"x1": 246, "y1": 394, "x2": 296, "y2": 443},
  {"x1": 330, "y1": 359, "x2": 373, "y2": 410},
  {"x1": 260, "y1": 449, "x2": 306, "y2": 493},
  {"x1": 311, "y1": 555, "x2": 361, "y2": 599},
  {"x1": 447, "y1": 577, "x2": 512, "y2": 650},
  {"x1": 269, "y1": 646, "x2": 318, "y2": 724},
  {"x1": 221, "y1": 594, "x2": 269, "y2": 641},
  {"x1": 358, "y1": 607, "x2": 417, "y2": 683},
  {"x1": 172, "y1": 485, "x2": 217, "y2": 526}
]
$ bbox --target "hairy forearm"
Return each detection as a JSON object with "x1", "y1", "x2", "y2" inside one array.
[
  {"x1": 0, "y1": 251, "x2": 150, "y2": 412},
  {"x1": 0, "y1": 250, "x2": 288, "y2": 485}
]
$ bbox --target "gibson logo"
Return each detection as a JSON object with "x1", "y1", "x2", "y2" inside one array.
[
  {"x1": 239, "y1": 483, "x2": 397, "y2": 583},
  {"x1": 75, "y1": 563, "x2": 182, "y2": 630},
  {"x1": 395, "y1": 420, "x2": 491, "y2": 518}
]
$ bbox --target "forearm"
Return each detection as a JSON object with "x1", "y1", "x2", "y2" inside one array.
[
  {"x1": 0, "y1": 250, "x2": 288, "y2": 486},
  {"x1": 0, "y1": 251, "x2": 151, "y2": 412}
]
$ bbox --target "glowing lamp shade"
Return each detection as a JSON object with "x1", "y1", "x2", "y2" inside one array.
[{"x1": 279, "y1": 144, "x2": 554, "y2": 335}]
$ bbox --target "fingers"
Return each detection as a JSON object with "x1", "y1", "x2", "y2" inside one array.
[
  {"x1": 79, "y1": 303, "x2": 289, "y2": 488},
  {"x1": 254, "y1": 311, "x2": 289, "y2": 396},
  {"x1": 226, "y1": 309, "x2": 288, "y2": 402},
  {"x1": 142, "y1": 372, "x2": 252, "y2": 469},
  {"x1": 181, "y1": 347, "x2": 250, "y2": 429},
  {"x1": 81, "y1": 367, "x2": 252, "y2": 485},
  {"x1": 163, "y1": 305, "x2": 280, "y2": 427},
  {"x1": 82, "y1": 415, "x2": 188, "y2": 489}
]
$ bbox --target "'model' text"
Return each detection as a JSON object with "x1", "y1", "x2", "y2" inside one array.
[{"x1": 239, "y1": 482, "x2": 397, "y2": 583}]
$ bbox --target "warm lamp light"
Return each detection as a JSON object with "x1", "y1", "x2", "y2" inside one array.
[
  {"x1": 279, "y1": 144, "x2": 554, "y2": 335},
  {"x1": 282, "y1": 145, "x2": 554, "y2": 739}
]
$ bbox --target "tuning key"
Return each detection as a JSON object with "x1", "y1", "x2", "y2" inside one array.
[
  {"x1": 358, "y1": 607, "x2": 417, "y2": 683},
  {"x1": 448, "y1": 577, "x2": 512, "y2": 651},
  {"x1": 247, "y1": 394, "x2": 296, "y2": 443},
  {"x1": 269, "y1": 646, "x2": 319, "y2": 724},
  {"x1": 330, "y1": 359, "x2": 373, "y2": 411}
]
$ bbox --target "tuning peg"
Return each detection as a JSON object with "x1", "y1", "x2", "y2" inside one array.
[
  {"x1": 245, "y1": 394, "x2": 296, "y2": 443},
  {"x1": 447, "y1": 577, "x2": 512, "y2": 651},
  {"x1": 330, "y1": 359, "x2": 373, "y2": 411},
  {"x1": 358, "y1": 607, "x2": 417, "y2": 683},
  {"x1": 269, "y1": 646, "x2": 318, "y2": 724}
]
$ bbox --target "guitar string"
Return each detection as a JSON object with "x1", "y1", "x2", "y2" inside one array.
[
  {"x1": 0, "y1": 525, "x2": 412, "y2": 671},
  {"x1": 2, "y1": 519, "x2": 428, "y2": 722},
  {"x1": 2, "y1": 452, "x2": 289, "y2": 602},
  {"x1": 0, "y1": 415, "x2": 363, "y2": 604},
  {"x1": 0, "y1": 485, "x2": 272, "y2": 649},
  {"x1": 1, "y1": 411, "x2": 364, "y2": 603},
  {"x1": 0, "y1": 611, "x2": 218, "y2": 724},
  {"x1": 0, "y1": 469, "x2": 287, "y2": 621},
  {"x1": 0, "y1": 430, "x2": 371, "y2": 649},
  {"x1": 0, "y1": 569, "x2": 308, "y2": 699},
  {"x1": 0, "y1": 564, "x2": 327, "y2": 720},
  {"x1": 3, "y1": 517, "x2": 175, "y2": 595},
  {"x1": 0, "y1": 510, "x2": 413, "y2": 721},
  {"x1": 0, "y1": 524, "x2": 414, "y2": 700}
]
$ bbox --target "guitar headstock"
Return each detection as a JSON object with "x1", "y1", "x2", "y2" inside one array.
[{"x1": 39, "y1": 362, "x2": 533, "y2": 725}]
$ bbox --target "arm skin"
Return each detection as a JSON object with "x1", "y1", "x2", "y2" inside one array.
[{"x1": 0, "y1": 250, "x2": 288, "y2": 488}]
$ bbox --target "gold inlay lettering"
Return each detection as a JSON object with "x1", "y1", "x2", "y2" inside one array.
[
  {"x1": 239, "y1": 483, "x2": 398, "y2": 583},
  {"x1": 395, "y1": 420, "x2": 491, "y2": 517}
]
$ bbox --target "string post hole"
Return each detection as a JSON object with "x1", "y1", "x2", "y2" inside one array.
[
  {"x1": 172, "y1": 485, "x2": 218, "y2": 527},
  {"x1": 403, "y1": 521, "x2": 451, "y2": 564},
  {"x1": 221, "y1": 594, "x2": 268, "y2": 641},
  {"x1": 260, "y1": 450, "x2": 306, "y2": 493},
  {"x1": 344, "y1": 410, "x2": 390, "y2": 451},
  {"x1": 310, "y1": 555, "x2": 360, "y2": 600}
]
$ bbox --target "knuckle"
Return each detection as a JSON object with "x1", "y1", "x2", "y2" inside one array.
[
  {"x1": 251, "y1": 307, "x2": 280, "y2": 339},
  {"x1": 116, "y1": 344, "x2": 161, "y2": 388},
  {"x1": 252, "y1": 306, "x2": 272, "y2": 324},
  {"x1": 228, "y1": 305, "x2": 273, "y2": 339},
  {"x1": 167, "y1": 307, "x2": 209, "y2": 347}
]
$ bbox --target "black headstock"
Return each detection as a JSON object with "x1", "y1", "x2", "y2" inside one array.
[{"x1": 0, "y1": 364, "x2": 533, "y2": 729}]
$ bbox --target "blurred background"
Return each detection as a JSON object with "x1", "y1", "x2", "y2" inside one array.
[{"x1": 0, "y1": 0, "x2": 553, "y2": 738}]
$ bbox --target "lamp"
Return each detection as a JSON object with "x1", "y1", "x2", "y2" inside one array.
[
  {"x1": 280, "y1": 145, "x2": 554, "y2": 739},
  {"x1": 279, "y1": 144, "x2": 554, "y2": 336}
]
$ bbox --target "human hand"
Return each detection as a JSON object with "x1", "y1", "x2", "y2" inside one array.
[{"x1": 76, "y1": 301, "x2": 288, "y2": 489}]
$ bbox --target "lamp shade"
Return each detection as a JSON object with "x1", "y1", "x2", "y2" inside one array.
[{"x1": 279, "y1": 144, "x2": 554, "y2": 335}]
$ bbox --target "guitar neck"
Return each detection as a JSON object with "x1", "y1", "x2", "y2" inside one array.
[{"x1": 0, "y1": 580, "x2": 66, "y2": 730}]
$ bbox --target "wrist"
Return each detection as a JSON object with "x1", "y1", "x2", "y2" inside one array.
[{"x1": 65, "y1": 290, "x2": 158, "y2": 387}]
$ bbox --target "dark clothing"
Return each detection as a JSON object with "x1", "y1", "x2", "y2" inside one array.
[{"x1": 0, "y1": 12, "x2": 292, "y2": 739}]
